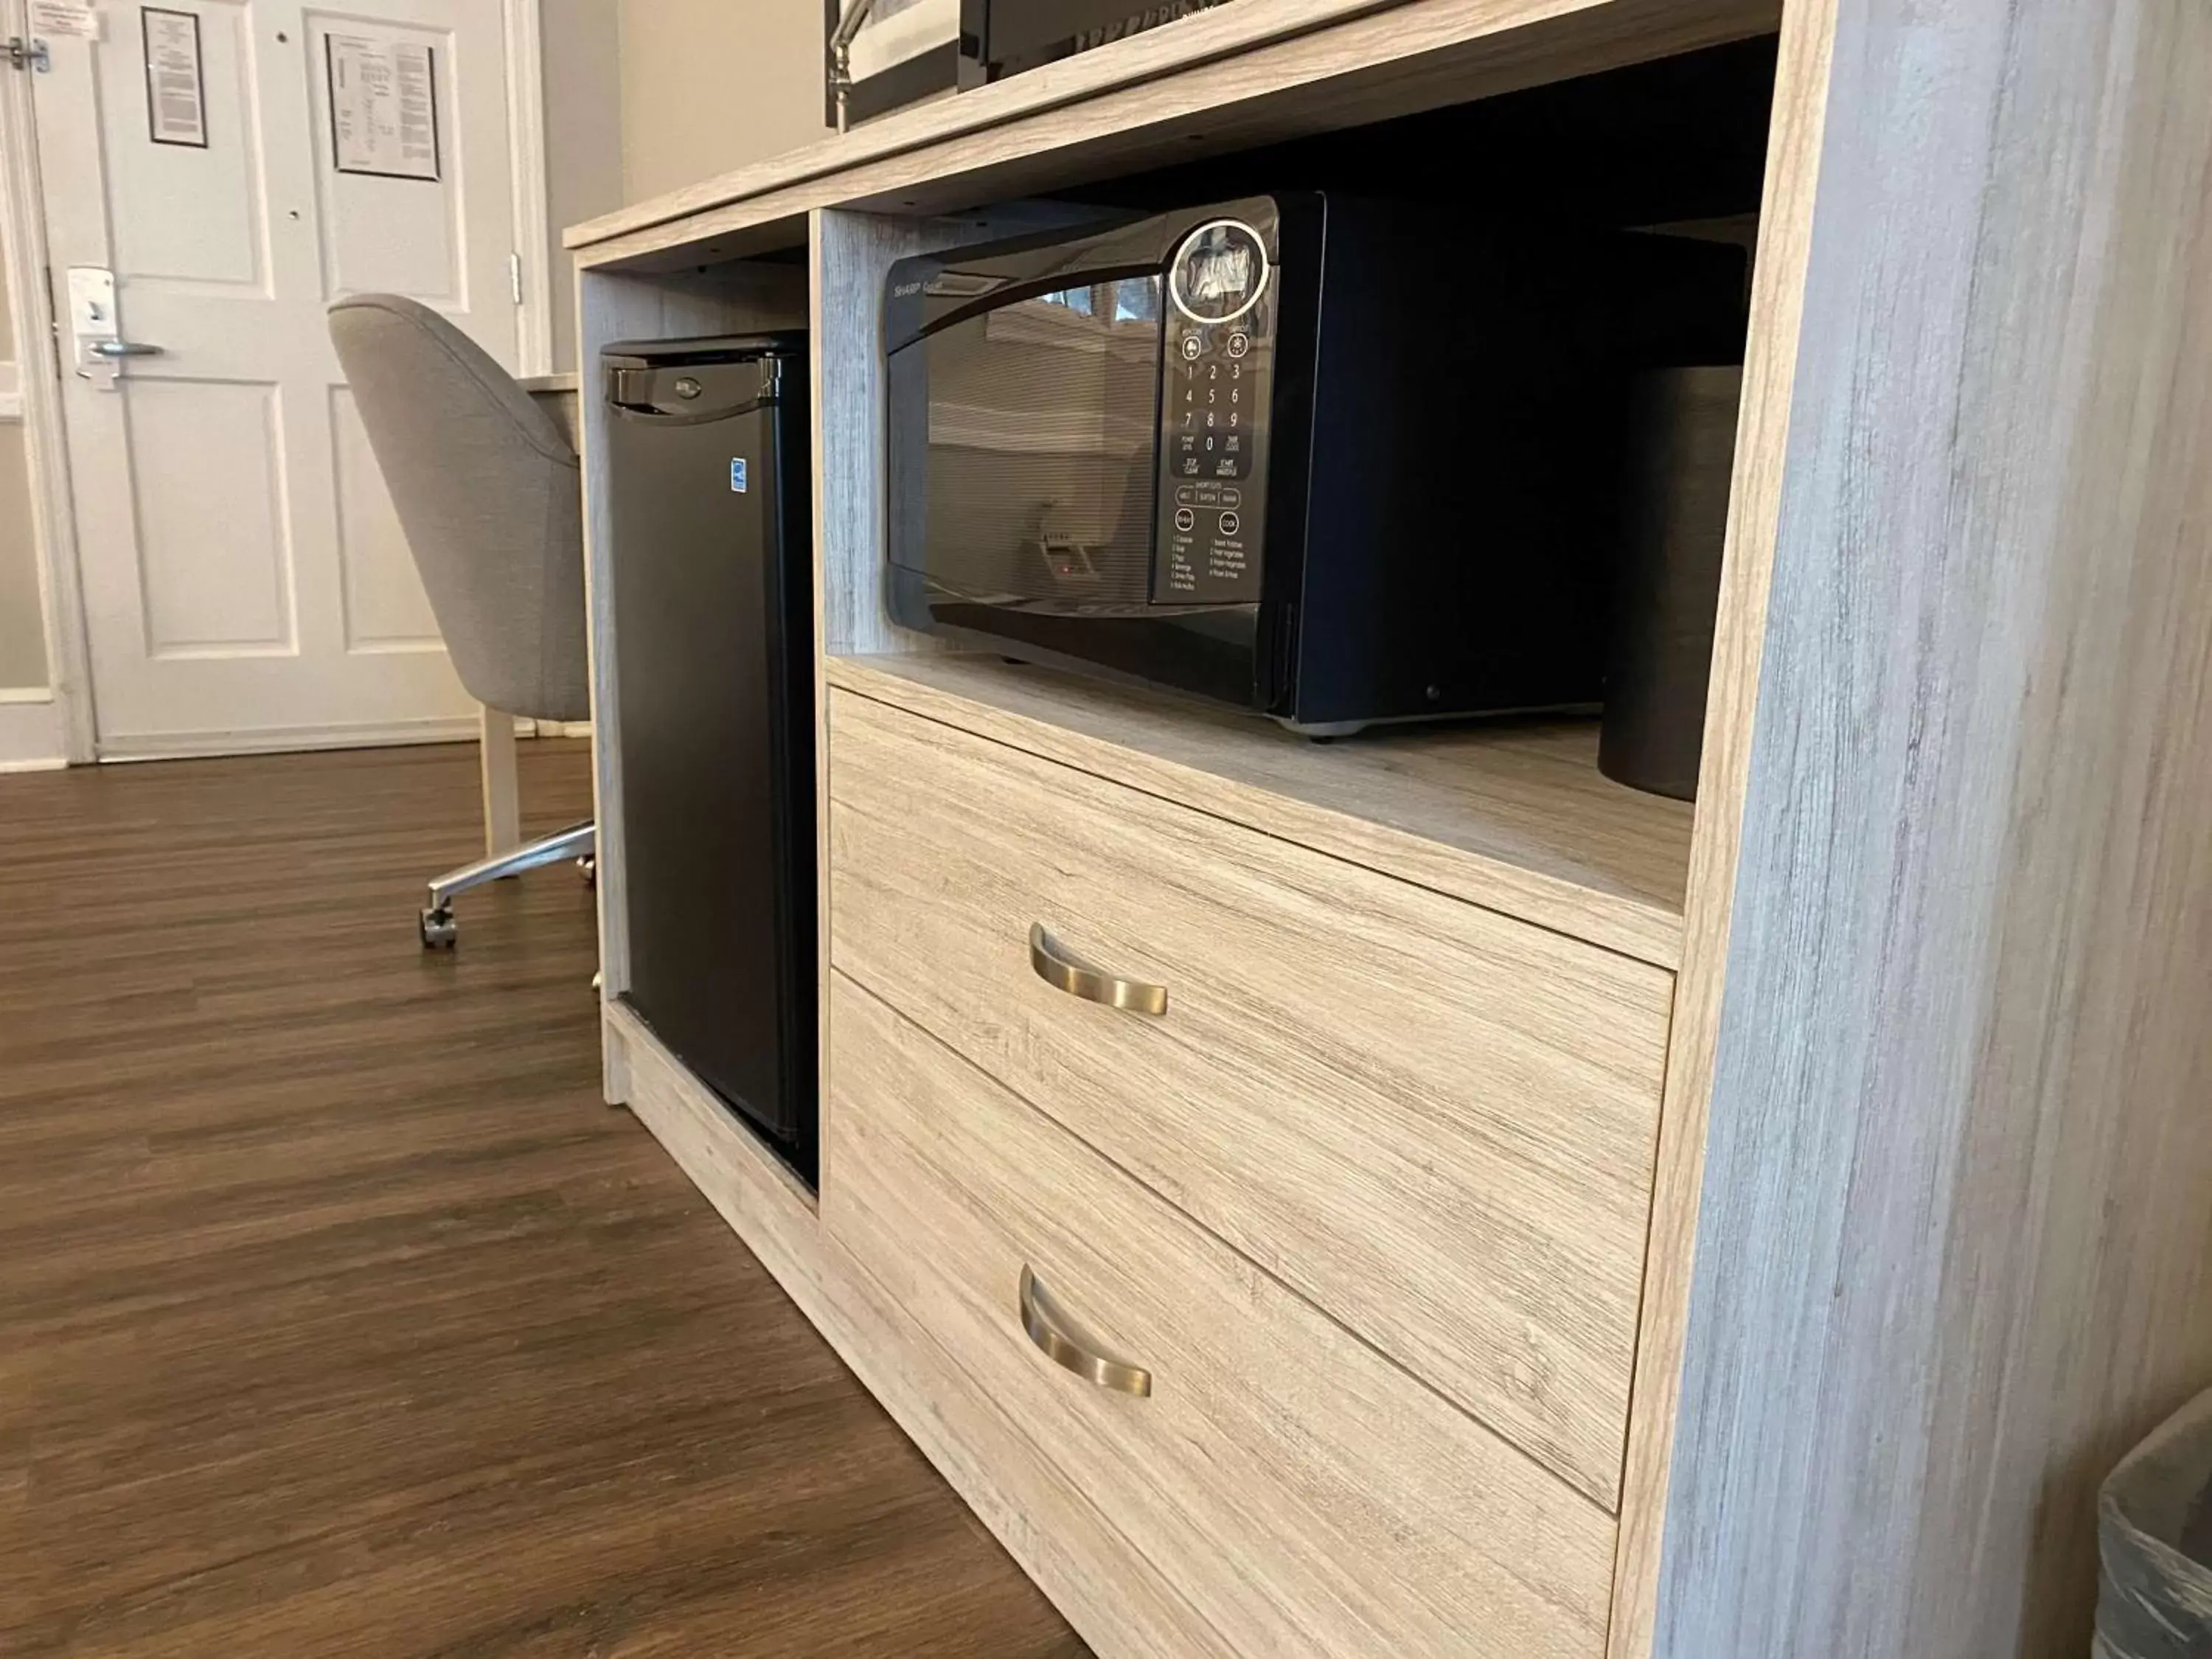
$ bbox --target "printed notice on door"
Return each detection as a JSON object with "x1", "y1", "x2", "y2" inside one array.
[
  {"x1": 32, "y1": 0, "x2": 101, "y2": 41},
  {"x1": 141, "y1": 9, "x2": 206, "y2": 147},
  {"x1": 325, "y1": 32, "x2": 439, "y2": 182}
]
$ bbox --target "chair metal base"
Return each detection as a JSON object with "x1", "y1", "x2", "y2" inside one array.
[{"x1": 420, "y1": 820, "x2": 595, "y2": 948}]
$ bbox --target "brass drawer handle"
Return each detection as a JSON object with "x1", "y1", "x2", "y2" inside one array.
[
  {"x1": 1018, "y1": 1267, "x2": 1152, "y2": 1398},
  {"x1": 1028, "y1": 922, "x2": 1167, "y2": 1015}
]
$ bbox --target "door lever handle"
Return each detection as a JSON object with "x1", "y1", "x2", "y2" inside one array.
[{"x1": 88, "y1": 340, "x2": 163, "y2": 358}]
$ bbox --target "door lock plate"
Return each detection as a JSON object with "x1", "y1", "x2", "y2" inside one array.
[{"x1": 67, "y1": 267, "x2": 136, "y2": 390}]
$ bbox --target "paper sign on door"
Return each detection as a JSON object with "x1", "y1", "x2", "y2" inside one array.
[
  {"x1": 29, "y1": 0, "x2": 100, "y2": 39},
  {"x1": 142, "y1": 8, "x2": 207, "y2": 147},
  {"x1": 325, "y1": 32, "x2": 439, "y2": 181}
]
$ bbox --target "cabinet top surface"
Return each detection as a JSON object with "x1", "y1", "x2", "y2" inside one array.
[
  {"x1": 565, "y1": 0, "x2": 1781, "y2": 270},
  {"x1": 828, "y1": 653, "x2": 1694, "y2": 969},
  {"x1": 564, "y1": 0, "x2": 1394, "y2": 256}
]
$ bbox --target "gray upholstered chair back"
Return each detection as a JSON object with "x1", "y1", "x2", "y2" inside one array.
[{"x1": 328, "y1": 293, "x2": 589, "y2": 723}]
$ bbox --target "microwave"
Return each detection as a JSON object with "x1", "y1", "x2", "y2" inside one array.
[{"x1": 883, "y1": 195, "x2": 1747, "y2": 732}]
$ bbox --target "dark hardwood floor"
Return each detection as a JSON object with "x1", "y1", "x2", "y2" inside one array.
[{"x1": 0, "y1": 741, "x2": 1087, "y2": 1659}]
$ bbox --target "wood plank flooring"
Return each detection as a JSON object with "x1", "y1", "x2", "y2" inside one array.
[{"x1": 0, "y1": 741, "x2": 1087, "y2": 1659}]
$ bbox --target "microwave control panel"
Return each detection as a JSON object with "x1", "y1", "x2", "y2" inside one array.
[{"x1": 1155, "y1": 219, "x2": 1271, "y2": 606}]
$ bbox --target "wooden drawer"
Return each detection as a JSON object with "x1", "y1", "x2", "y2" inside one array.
[
  {"x1": 827, "y1": 686, "x2": 1672, "y2": 1504},
  {"x1": 824, "y1": 973, "x2": 1615, "y2": 1659}
]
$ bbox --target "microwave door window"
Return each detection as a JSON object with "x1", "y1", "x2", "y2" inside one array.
[{"x1": 922, "y1": 277, "x2": 1161, "y2": 609}]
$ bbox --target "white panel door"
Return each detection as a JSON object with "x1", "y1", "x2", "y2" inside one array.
[{"x1": 32, "y1": 0, "x2": 520, "y2": 756}]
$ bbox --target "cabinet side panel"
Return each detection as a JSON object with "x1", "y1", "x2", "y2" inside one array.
[
  {"x1": 1604, "y1": 0, "x2": 1838, "y2": 1649},
  {"x1": 1657, "y1": 1, "x2": 2212, "y2": 1655},
  {"x1": 811, "y1": 209, "x2": 947, "y2": 664}
]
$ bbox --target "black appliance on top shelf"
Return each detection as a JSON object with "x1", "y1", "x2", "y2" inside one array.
[
  {"x1": 959, "y1": 0, "x2": 1238, "y2": 85},
  {"x1": 831, "y1": 0, "x2": 1237, "y2": 127},
  {"x1": 881, "y1": 193, "x2": 1749, "y2": 734},
  {"x1": 602, "y1": 335, "x2": 817, "y2": 1186}
]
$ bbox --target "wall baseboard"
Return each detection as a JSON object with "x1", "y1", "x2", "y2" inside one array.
[
  {"x1": 97, "y1": 714, "x2": 594, "y2": 762},
  {"x1": 98, "y1": 714, "x2": 484, "y2": 762},
  {"x1": 2, "y1": 709, "x2": 597, "y2": 765},
  {"x1": 0, "y1": 698, "x2": 65, "y2": 771}
]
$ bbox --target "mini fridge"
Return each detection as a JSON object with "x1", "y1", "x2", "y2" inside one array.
[{"x1": 602, "y1": 335, "x2": 816, "y2": 1185}]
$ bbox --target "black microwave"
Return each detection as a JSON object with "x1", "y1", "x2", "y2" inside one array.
[{"x1": 883, "y1": 195, "x2": 1747, "y2": 732}]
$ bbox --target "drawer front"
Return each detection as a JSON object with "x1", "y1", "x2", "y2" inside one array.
[
  {"x1": 825, "y1": 973, "x2": 1615, "y2": 1659},
  {"x1": 827, "y1": 687, "x2": 1671, "y2": 1504}
]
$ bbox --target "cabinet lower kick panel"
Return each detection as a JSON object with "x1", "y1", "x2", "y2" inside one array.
[{"x1": 821, "y1": 971, "x2": 1617, "y2": 1659}]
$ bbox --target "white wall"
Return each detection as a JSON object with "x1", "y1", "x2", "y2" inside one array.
[
  {"x1": 0, "y1": 254, "x2": 49, "y2": 695},
  {"x1": 617, "y1": 0, "x2": 827, "y2": 205},
  {"x1": 540, "y1": 0, "x2": 624, "y2": 371}
]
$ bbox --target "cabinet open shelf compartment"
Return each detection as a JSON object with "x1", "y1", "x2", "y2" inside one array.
[
  {"x1": 825, "y1": 650, "x2": 1694, "y2": 970},
  {"x1": 799, "y1": 39, "x2": 1782, "y2": 978}
]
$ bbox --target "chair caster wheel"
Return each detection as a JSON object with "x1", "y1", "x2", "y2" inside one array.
[
  {"x1": 420, "y1": 907, "x2": 457, "y2": 948},
  {"x1": 578, "y1": 855, "x2": 596, "y2": 887}
]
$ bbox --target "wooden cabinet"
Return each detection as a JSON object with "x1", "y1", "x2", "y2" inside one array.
[
  {"x1": 824, "y1": 972, "x2": 1616, "y2": 1659},
  {"x1": 575, "y1": 0, "x2": 2212, "y2": 1652}
]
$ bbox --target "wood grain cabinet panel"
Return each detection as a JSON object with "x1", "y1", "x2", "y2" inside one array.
[
  {"x1": 824, "y1": 973, "x2": 1617, "y2": 1659},
  {"x1": 827, "y1": 687, "x2": 1672, "y2": 1506}
]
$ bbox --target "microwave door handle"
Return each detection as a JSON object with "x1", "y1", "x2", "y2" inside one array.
[{"x1": 908, "y1": 259, "x2": 1166, "y2": 344}]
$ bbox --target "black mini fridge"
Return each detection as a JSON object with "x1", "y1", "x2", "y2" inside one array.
[{"x1": 602, "y1": 335, "x2": 816, "y2": 1185}]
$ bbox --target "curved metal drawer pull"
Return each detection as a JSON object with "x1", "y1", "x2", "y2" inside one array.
[
  {"x1": 1028, "y1": 922, "x2": 1168, "y2": 1015},
  {"x1": 1018, "y1": 1267, "x2": 1153, "y2": 1397}
]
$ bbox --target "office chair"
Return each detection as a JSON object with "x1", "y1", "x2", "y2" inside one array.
[{"x1": 328, "y1": 293, "x2": 594, "y2": 949}]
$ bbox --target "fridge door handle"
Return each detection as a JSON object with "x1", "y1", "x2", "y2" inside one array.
[
  {"x1": 606, "y1": 396, "x2": 773, "y2": 425},
  {"x1": 605, "y1": 359, "x2": 783, "y2": 422}
]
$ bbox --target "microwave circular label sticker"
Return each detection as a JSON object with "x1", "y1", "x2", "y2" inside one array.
[{"x1": 1169, "y1": 219, "x2": 1269, "y2": 324}]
